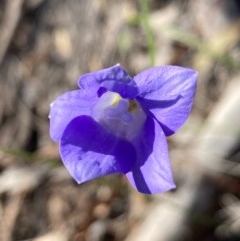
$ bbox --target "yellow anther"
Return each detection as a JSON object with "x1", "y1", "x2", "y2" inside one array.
[
  {"x1": 111, "y1": 93, "x2": 122, "y2": 106},
  {"x1": 128, "y1": 100, "x2": 138, "y2": 112}
]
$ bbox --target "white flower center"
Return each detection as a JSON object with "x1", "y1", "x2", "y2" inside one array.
[{"x1": 92, "y1": 91, "x2": 146, "y2": 140}]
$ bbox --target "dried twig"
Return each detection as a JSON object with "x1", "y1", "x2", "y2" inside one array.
[{"x1": 0, "y1": 0, "x2": 25, "y2": 65}]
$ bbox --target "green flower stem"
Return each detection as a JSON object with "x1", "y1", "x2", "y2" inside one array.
[{"x1": 139, "y1": 0, "x2": 156, "y2": 66}]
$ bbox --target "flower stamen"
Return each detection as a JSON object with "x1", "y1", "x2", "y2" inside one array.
[{"x1": 93, "y1": 91, "x2": 146, "y2": 140}]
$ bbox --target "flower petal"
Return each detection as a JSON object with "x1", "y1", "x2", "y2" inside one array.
[
  {"x1": 126, "y1": 116, "x2": 175, "y2": 194},
  {"x1": 78, "y1": 64, "x2": 138, "y2": 98},
  {"x1": 134, "y1": 66, "x2": 197, "y2": 136},
  {"x1": 49, "y1": 89, "x2": 98, "y2": 142},
  {"x1": 60, "y1": 116, "x2": 136, "y2": 184}
]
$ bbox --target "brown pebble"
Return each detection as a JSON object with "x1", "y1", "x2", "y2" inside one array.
[
  {"x1": 96, "y1": 186, "x2": 112, "y2": 203},
  {"x1": 93, "y1": 203, "x2": 110, "y2": 219}
]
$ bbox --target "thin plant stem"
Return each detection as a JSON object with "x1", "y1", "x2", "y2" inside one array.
[{"x1": 139, "y1": 0, "x2": 156, "y2": 66}]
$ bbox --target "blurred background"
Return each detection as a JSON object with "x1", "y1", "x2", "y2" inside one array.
[{"x1": 0, "y1": 0, "x2": 240, "y2": 240}]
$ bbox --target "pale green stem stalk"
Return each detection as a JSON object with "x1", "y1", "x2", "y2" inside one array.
[{"x1": 139, "y1": 0, "x2": 156, "y2": 66}]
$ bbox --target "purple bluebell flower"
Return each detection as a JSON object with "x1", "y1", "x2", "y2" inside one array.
[{"x1": 49, "y1": 64, "x2": 197, "y2": 194}]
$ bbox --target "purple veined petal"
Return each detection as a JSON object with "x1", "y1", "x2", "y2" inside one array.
[
  {"x1": 126, "y1": 116, "x2": 175, "y2": 194},
  {"x1": 49, "y1": 89, "x2": 98, "y2": 142},
  {"x1": 60, "y1": 115, "x2": 136, "y2": 184},
  {"x1": 78, "y1": 64, "x2": 139, "y2": 99},
  {"x1": 134, "y1": 65, "x2": 197, "y2": 136}
]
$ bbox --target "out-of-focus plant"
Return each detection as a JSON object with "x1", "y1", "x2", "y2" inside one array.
[{"x1": 139, "y1": 0, "x2": 156, "y2": 66}]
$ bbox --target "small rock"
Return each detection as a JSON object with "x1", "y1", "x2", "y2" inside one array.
[
  {"x1": 86, "y1": 220, "x2": 115, "y2": 241},
  {"x1": 96, "y1": 186, "x2": 112, "y2": 203},
  {"x1": 93, "y1": 203, "x2": 110, "y2": 219},
  {"x1": 0, "y1": 165, "x2": 48, "y2": 195},
  {"x1": 33, "y1": 231, "x2": 69, "y2": 241}
]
